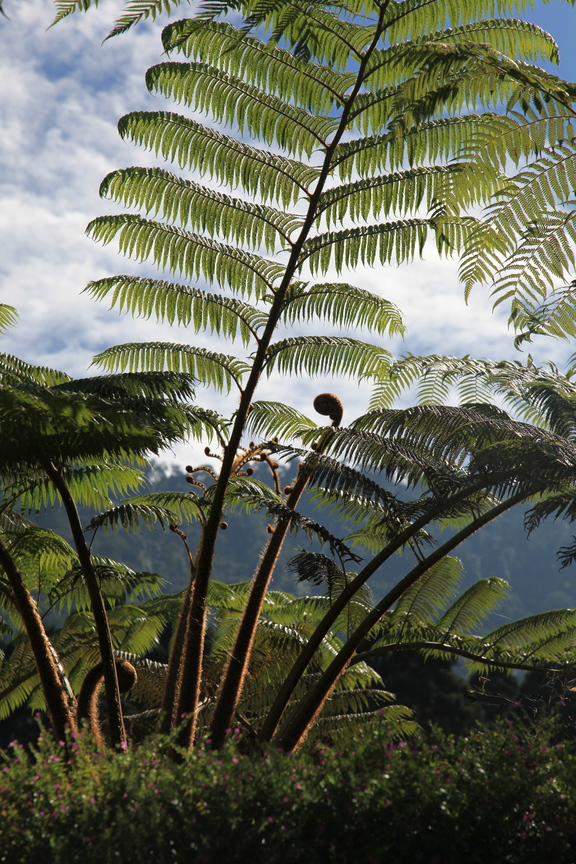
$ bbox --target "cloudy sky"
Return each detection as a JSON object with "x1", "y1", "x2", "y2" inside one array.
[{"x1": 2, "y1": 0, "x2": 576, "y2": 468}]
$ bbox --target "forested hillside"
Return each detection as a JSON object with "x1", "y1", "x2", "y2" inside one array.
[{"x1": 30, "y1": 461, "x2": 576, "y2": 626}]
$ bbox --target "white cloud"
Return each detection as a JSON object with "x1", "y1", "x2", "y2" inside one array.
[{"x1": 1, "y1": 0, "x2": 575, "y2": 471}]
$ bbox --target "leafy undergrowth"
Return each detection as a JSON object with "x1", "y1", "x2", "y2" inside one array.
[{"x1": 0, "y1": 718, "x2": 575, "y2": 864}]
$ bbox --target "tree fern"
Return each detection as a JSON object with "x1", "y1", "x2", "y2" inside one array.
[{"x1": 51, "y1": 0, "x2": 576, "y2": 749}]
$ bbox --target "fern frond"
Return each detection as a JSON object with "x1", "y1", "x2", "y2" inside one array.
[
  {"x1": 51, "y1": 560, "x2": 165, "y2": 613},
  {"x1": 391, "y1": 557, "x2": 464, "y2": 626},
  {"x1": 0, "y1": 305, "x2": 18, "y2": 334},
  {"x1": 118, "y1": 111, "x2": 319, "y2": 207},
  {"x1": 317, "y1": 166, "x2": 461, "y2": 227},
  {"x1": 0, "y1": 353, "x2": 72, "y2": 387},
  {"x1": 146, "y1": 62, "x2": 337, "y2": 157},
  {"x1": 53, "y1": 370, "x2": 197, "y2": 403},
  {"x1": 223, "y1": 491, "x2": 360, "y2": 563},
  {"x1": 282, "y1": 282, "x2": 405, "y2": 338},
  {"x1": 301, "y1": 220, "x2": 432, "y2": 274},
  {"x1": 246, "y1": 401, "x2": 317, "y2": 441},
  {"x1": 104, "y1": 0, "x2": 179, "y2": 37},
  {"x1": 162, "y1": 20, "x2": 354, "y2": 111},
  {"x1": 100, "y1": 167, "x2": 303, "y2": 252},
  {"x1": 264, "y1": 336, "x2": 392, "y2": 380},
  {"x1": 334, "y1": 114, "x2": 519, "y2": 180},
  {"x1": 87, "y1": 214, "x2": 284, "y2": 299},
  {"x1": 92, "y1": 342, "x2": 248, "y2": 393},
  {"x1": 85, "y1": 494, "x2": 203, "y2": 535},
  {"x1": 486, "y1": 608, "x2": 576, "y2": 652},
  {"x1": 512, "y1": 287, "x2": 576, "y2": 347},
  {"x1": 86, "y1": 276, "x2": 267, "y2": 346},
  {"x1": 436, "y1": 577, "x2": 510, "y2": 636}
]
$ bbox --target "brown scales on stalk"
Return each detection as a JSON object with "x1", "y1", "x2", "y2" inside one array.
[{"x1": 77, "y1": 659, "x2": 138, "y2": 748}]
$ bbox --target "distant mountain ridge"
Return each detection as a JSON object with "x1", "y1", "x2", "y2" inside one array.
[{"x1": 28, "y1": 462, "x2": 576, "y2": 629}]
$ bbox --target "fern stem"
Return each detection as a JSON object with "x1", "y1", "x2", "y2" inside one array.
[
  {"x1": 274, "y1": 489, "x2": 527, "y2": 752},
  {"x1": 352, "y1": 642, "x2": 563, "y2": 675},
  {"x1": 160, "y1": 527, "x2": 196, "y2": 734},
  {"x1": 0, "y1": 538, "x2": 76, "y2": 740},
  {"x1": 208, "y1": 429, "x2": 335, "y2": 749},
  {"x1": 45, "y1": 464, "x2": 127, "y2": 748}
]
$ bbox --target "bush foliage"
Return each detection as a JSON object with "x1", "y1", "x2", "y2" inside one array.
[{"x1": 1, "y1": 717, "x2": 576, "y2": 864}]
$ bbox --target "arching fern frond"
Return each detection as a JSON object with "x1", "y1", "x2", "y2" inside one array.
[
  {"x1": 85, "y1": 492, "x2": 204, "y2": 535},
  {"x1": 391, "y1": 557, "x2": 464, "y2": 627},
  {"x1": 162, "y1": 19, "x2": 354, "y2": 111},
  {"x1": 301, "y1": 219, "x2": 432, "y2": 274},
  {"x1": 281, "y1": 282, "x2": 405, "y2": 338},
  {"x1": 0, "y1": 353, "x2": 72, "y2": 387},
  {"x1": 87, "y1": 215, "x2": 284, "y2": 299},
  {"x1": 92, "y1": 342, "x2": 248, "y2": 393},
  {"x1": 264, "y1": 336, "x2": 392, "y2": 380},
  {"x1": 0, "y1": 305, "x2": 18, "y2": 335},
  {"x1": 100, "y1": 167, "x2": 303, "y2": 253},
  {"x1": 145, "y1": 62, "x2": 337, "y2": 158},
  {"x1": 86, "y1": 276, "x2": 267, "y2": 346},
  {"x1": 118, "y1": 112, "x2": 319, "y2": 207},
  {"x1": 436, "y1": 577, "x2": 510, "y2": 636},
  {"x1": 246, "y1": 401, "x2": 317, "y2": 441}
]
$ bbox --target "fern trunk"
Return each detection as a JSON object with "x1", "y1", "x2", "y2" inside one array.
[
  {"x1": 160, "y1": 578, "x2": 193, "y2": 734},
  {"x1": 0, "y1": 538, "x2": 75, "y2": 740},
  {"x1": 208, "y1": 445, "x2": 328, "y2": 748},
  {"x1": 257, "y1": 472, "x2": 510, "y2": 742},
  {"x1": 46, "y1": 464, "x2": 126, "y2": 747}
]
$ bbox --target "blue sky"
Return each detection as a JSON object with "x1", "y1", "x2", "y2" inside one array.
[{"x1": 1, "y1": 0, "x2": 576, "y2": 464}]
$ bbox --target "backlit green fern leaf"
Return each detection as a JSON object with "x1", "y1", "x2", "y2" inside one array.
[
  {"x1": 485, "y1": 609, "x2": 576, "y2": 653},
  {"x1": 86, "y1": 276, "x2": 266, "y2": 347},
  {"x1": 392, "y1": 557, "x2": 464, "y2": 627},
  {"x1": 85, "y1": 496, "x2": 203, "y2": 535},
  {"x1": 333, "y1": 115, "x2": 518, "y2": 181},
  {"x1": 513, "y1": 288, "x2": 576, "y2": 347},
  {"x1": 0, "y1": 353, "x2": 72, "y2": 387},
  {"x1": 87, "y1": 215, "x2": 284, "y2": 299},
  {"x1": 246, "y1": 401, "x2": 317, "y2": 441},
  {"x1": 265, "y1": 336, "x2": 392, "y2": 380},
  {"x1": 118, "y1": 112, "x2": 319, "y2": 207},
  {"x1": 100, "y1": 168, "x2": 303, "y2": 252},
  {"x1": 282, "y1": 282, "x2": 405, "y2": 338},
  {"x1": 0, "y1": 305, "x2": 18, "y2": 335},
  {"x1": 436, "y1": 577, "x2": 510, "y2": 636},
  {"x1": 301, "y1": 220, "x2": 431, "y2": 274},
  {"x1": 92, "y1": 342, "x2": 248, "y2": 392},
  {"x1": 146, "y1": 62, "x2": 337, "y2": 157},
  {"x1": 162, "y1": 20, "x2": 354, "y2": 111},
  {"x1": 317, "y1": 167, "x2": 461, "y2": 228}
]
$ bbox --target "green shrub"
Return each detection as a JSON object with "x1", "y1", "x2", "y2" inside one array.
[{"x1": 1, "y1": 718, "x2": 575, "y2": 864}]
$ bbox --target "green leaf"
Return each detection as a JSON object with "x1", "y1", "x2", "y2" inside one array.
[
  {"x1": 86, "y1": 276, "x2": 267, "y2": 346},
  {"x1": 85, "y1": 493, "x2": 204, "y2": 534},
  {"x1": 100, "y1": 167, "x2": 303, "y2": 252},
  {"x1": 146, "y1": 61, "x2": 337, "y2": 157},
  {"x1": 436, "y1": 577, "x2": 510, "y2": 636},
  {"x1": 118, "y1": 111, "x2": 319, "y2": 207},
  {"x1": 265, "y1": 336, "x2": 392, "y2": 380},
  {"x1": 0, "y1": 305, "x2": 18, "y2": 335},
  {"x1": 392, "y1": 557, "x2": 465, "y2": 626},
  {"x1": 162, "y1": 20, "x2": 354, "y2": 111},
  {"x1": 246, "y1": 401, "x2": 317, "y2": 441},
  {"x1": 88, "y1": 214, "x2": 284, "y2": 299},
  {"x1": 92, "y1": 341, "x2": 248, "y2": 393},
  {"x1": 282, "y1": 282, "x2": 405, "y2": 338},
  {"x1": 300, "y1": 220, "x2": 432, "y2": 275}
]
